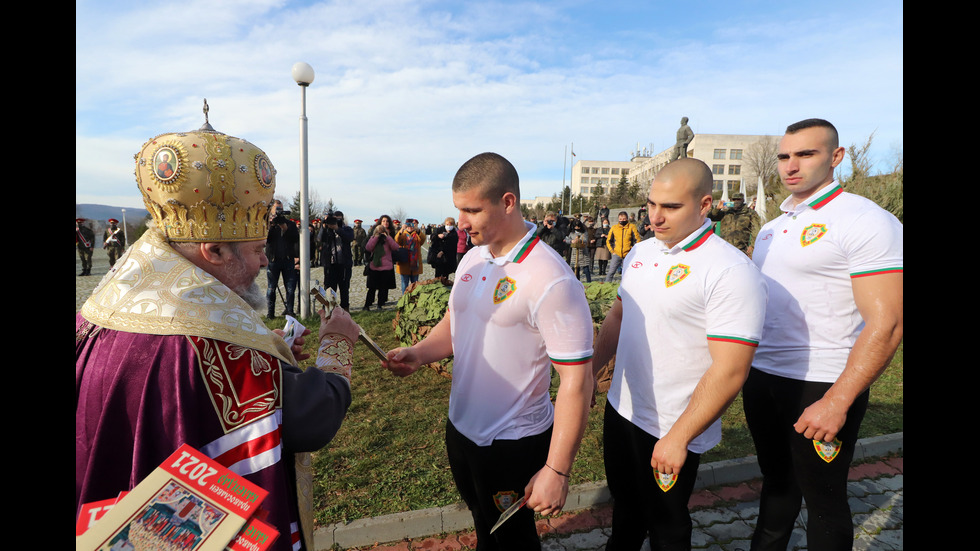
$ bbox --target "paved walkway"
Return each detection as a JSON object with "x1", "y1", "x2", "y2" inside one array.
[{"x1": 317, "y1": 434, "x2": 903, "y2": 551}]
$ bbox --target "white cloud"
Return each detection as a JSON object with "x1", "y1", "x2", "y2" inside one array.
[{"x1": 76, "y1": 0, "x2": 903, "y2": 223}]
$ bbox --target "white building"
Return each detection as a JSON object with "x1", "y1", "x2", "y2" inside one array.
[
  {"x1": 569, "y1": 160, "x2": 633, "y2": 198},
  {"x1": 630, "y1": 134, "x2": 780, "y2": 198}
]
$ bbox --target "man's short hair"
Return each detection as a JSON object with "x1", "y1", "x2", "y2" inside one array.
[
  {"x1": 785, "y1": 118, "x2": 839, "y2": 149},
  {"x1": 618, "y1": 211, "x2": 628, "y2": 218},
  {"x1": 452, "y1": 152, "x2": 520, "y2": 203}
]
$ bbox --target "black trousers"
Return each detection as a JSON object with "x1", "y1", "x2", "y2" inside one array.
[
  {"x1": 742, "y1": 368, "x2": 869, "y2": 551},
  {"x1": 445, "y1": 420, "x2": 551, "y2": 551},
  {"x1": 603, "y1": 402, "x2": 701, "y2": 551}
]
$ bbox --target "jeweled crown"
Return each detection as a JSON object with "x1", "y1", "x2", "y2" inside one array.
[{"x1": 134, "y1": 100, "x2": 277, "y2": 242}]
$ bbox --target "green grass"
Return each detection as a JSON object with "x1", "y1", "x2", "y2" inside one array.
[{"x1": 285, "y1": 310, "x2": 903, "y2": 527}]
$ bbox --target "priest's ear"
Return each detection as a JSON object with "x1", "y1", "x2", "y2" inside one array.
[{"x1": 197, "y1": 242, "x2": 232, "y2": 265}]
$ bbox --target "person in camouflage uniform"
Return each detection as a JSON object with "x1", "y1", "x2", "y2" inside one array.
[
  {"x1": 708, "y1": 192, "x2": 761, "y2": 256},
  {"x1": 76, "y1": 218, "x2": 95, "y2": 276}
]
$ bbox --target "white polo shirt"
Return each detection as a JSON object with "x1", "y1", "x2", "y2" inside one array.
[
  {"x1": 448, "y1": 222, "x2": 594, "y2": 446},
  {"x1": 608, "y1": 220, "x2": 767, "y2": 454},
  {"x1": 752, "y1": 182, "x2": 903, "y2": 383}
]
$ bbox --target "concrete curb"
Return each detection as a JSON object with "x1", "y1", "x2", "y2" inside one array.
[{"x1": 314, "y1": 432, "x2": 903, "y2": 549}]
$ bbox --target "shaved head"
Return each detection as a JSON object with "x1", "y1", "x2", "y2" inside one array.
[
  {"x1": 656, "y1": 158, "x2": 713, "y2": 200},
  {"x1": 786, "y1": 118, "x2": 839, "y2": 150},
  {"x1": 646, "y1": 158, "x2": 714, "y2": 247},
  {"x1": 452, "y1": 152, "x2": 520, "y2": 203}
]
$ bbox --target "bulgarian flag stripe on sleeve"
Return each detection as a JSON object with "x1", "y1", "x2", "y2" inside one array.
[
  {"x1": 550, "y1": 355, "x2": 593, "y2": 366},
  {"x1": 851, "y1": 267, "x2": 903, "y2": 278},
  {"x1": 706, "y1": 335, "x2": 759, "y2": 347}
]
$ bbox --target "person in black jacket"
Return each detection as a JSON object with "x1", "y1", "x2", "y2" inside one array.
[
  {"x1": 429, "y1": 216, "x2": 459, "y2": 278},
  {"x1": 266, "y1": 215, "x2": 300, "y2": 318},
  {"x1": 537, "y1": 212, "x2": 565, "y2": 253},
  {"x1": 319, "y1": 211, "x2": 355, "y2": 311}
]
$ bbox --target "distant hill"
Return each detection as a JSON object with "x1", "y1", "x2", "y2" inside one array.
[{"x1": 75, "y1": 204, "x2": 149, "y2": 223}]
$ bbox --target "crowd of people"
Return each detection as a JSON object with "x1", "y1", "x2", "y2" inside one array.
[
  {"x1": 77, "y1": 113, "x2": 902, "y2": 551},
  {"x1": 77, "y1": 183, "x2": 761, "y2": 309},
  {"x1": 248, "y1": 207, "x2": 476, "y2": 316}
]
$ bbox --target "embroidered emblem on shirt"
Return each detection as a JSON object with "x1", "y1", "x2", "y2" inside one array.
[
  {"x1": 665, "y1": 264, "x2": 691, "y2": 287},
  {"x1": 800, "y1": 224, "x2": 828, "y2": 247},
  {"x1": 493, "y1": 490, "x2": 519, "y2": 512},
  {"x1": 654, "y1": 470, "x2": 677, "y2": 492},
  {"x1": 631, "y1": 260, "x2": 643, "y2": 269},
  {"x1": 813, "y1": 438, "x2": 842, "y2": 463},
  {"x1": 493, "y1": 276, "x2": 517, "y2": 304},
  {"x1": 460, "y1": 274, "x2": 473, "y2": 282}
]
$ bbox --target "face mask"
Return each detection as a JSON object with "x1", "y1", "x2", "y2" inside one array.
[
  {"x1": 445, "y1": 225, "x2": 454, "y2": 231},
  {"x1": 619, "y1": 220, "x2": 628, "y2": 226},
  {"x1": 603, "y1": 224, "x2": 609, "y2": 229}
]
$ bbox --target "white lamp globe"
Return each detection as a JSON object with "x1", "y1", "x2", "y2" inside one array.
[{"x1": 292, "y1": 62, "x2": 315, "y2": 86}]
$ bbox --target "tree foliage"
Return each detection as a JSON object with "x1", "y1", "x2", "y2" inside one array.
[
  {"x1": 760, "y1": 132, "x2": 902, "y2": 223},
  {"x1": 287, "y1": 189, "x2": 330, "y2": 220}
]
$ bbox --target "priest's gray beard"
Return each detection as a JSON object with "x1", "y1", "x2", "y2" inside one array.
[{"x1": 238, "y1": 280, "x2": 267, "y2": 312}]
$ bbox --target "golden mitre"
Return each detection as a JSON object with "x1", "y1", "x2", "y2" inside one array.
[{"x1": 134, "y1": 100, "x2": 277, "y2": 242}]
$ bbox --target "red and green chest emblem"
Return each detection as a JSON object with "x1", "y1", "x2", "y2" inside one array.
[
  {"x1": 800, "y1": 224, "x2": 828, "y2": 247},
  {"x1": 665, "y1": 264, "x2": 691, "y2": 287},
  {"x1": 493, "y1": 276, "x2": 517, "y2": 304}
]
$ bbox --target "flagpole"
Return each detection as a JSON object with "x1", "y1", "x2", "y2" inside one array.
[
  {"x1": 562, "y1": 145, "x2": 567, "y2": 216},
  {"x1": 568, "y1": 142, "x2": 575, "y2": 215}
]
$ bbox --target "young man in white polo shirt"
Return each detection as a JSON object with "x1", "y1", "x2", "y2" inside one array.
[
  {"x1": 744, "y1": 119, "x2": 903, "y2": 551},
  {"x1": 593, "y1": 158, "x2": 767, "y2": 551},
  {"x1": 384, "y1": 152, "x2": 595, "y2": 549}
]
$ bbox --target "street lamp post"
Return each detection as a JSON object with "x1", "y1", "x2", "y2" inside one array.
[
  {"x1": 120, "y1": 208, "x2": 129, "y2": 248},
  {"x1": 292, "y1": 62, "x2": 315, "y2": 319}
]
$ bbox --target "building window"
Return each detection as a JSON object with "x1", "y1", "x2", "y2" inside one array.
[
  {"x1": 581, "y1": 177, "x2": 588, "y2": 184},
  {"x1": 581, "y1": 166, "x2": 590, "y2": 174},
  {"x1": 728, "y1": 164, "x2": 741, "y2": 175},
  {"x1": 622, "y1": 169, "x2": 629, "y2": 176},
  {"x1": 611, "y1": 168, "x2": 620, "y2": 174},
  {"x1": 592, "y1": 167, "x2": 600, "y2": 174},
  {"x1": 713, "y1": 180, "x2": 724, "y2": 191},
  {"x1": 713, "y1": 164, "x2": 725, "y2": 175},
  {"x1": 727, "y1": 180, "x2": 740, "y2": 192},
  {"x1": 582, "y1": 186, "x2": 590, "y2": 195},
  {"x1": 713, "y1": 149, "x2": 726, "y2": 159},
  {"x1": 730, "y1": 149, "x2": 742, "y2": 160},
  {"x1": 601, "y1": 167, "x2": 609, "y2": 174}
]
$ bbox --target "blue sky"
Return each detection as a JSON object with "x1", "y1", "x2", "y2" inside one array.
[{"x1": 76, "y1": 0, "x2": 903, "y2": 224}]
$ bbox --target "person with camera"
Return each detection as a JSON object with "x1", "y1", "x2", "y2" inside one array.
[
  {"x1": 266, "y1": 214, "x2": 300, "y2": 318},
  {"x1": 318, "y1": 211, "x2": 355, "y2": 311},
  {"x1": 363, "y1": 214, "x2": 399, "y2": 310},
  {"x1": 537, "y1": 212, "x2": 565, "y2": 252}
]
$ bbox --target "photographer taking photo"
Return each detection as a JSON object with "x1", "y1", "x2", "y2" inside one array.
[
  {"x1": 318, "y1": 211, "x2": 354, "y2": 311},
  {"x1": 363, "y1": 215, "x2": 399, "y2": 310}
]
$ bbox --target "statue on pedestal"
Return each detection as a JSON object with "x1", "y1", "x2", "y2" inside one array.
[{"x1": 670, "y1": 117, "x2": 694, "y2": 161}]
